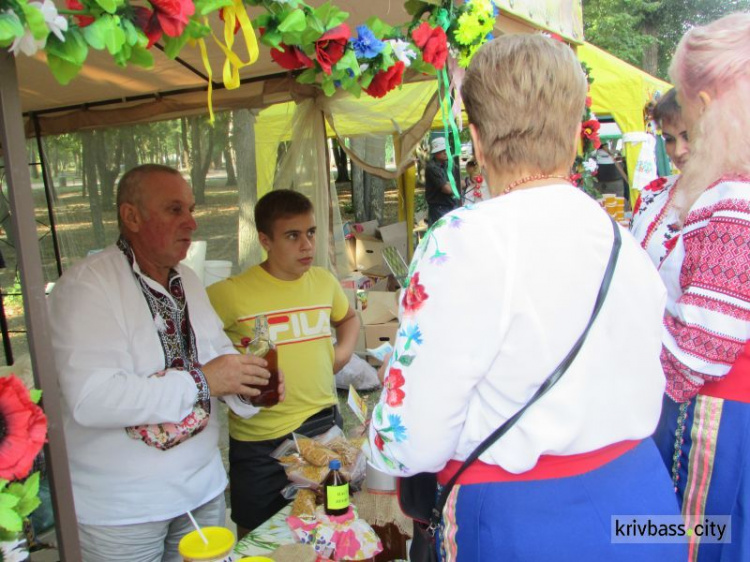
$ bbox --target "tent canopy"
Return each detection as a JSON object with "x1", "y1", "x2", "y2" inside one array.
[{"x1": 17, "y1": 0, "x2": 584, "y2": 136}]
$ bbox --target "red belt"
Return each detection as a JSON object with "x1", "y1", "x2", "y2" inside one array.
[
  {"x1": 437, "y1": 439, "x2": 641, "y2": 486},
  {"x1": 700, "y1": 341, "x2": 750, "y2": 403}
]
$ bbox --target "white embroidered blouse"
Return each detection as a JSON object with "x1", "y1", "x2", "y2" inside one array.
[{"x1": 368, "y1": 186, "x2": 668, "y2": 476}]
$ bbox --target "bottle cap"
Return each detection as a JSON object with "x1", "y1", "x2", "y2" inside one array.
[{"x1": 329, "y1": 459, "x2": 341, "y2": 470}]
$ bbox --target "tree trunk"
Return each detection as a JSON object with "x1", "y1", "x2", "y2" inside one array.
[
  {"x1": 350, "y1": 136, "x2": 386, "y2": 222},
  {"x1": 122, "y1": 128, "x2": 139, "y2": 172},
  {"x1": 180, "y1": 118, "x2": 190, "y2": 170},
  {"x1": 29, "y1": 143, "x2": 40, "y2": 179},
  {"x1": 351, "y1": 137, "x2": 365, "y2": 222},
  {"x1": 225, "y1": 147, "x2": 237, "y2": 186},
  {"x1": 189, "y1": 117, "x2": 214, "y2": 204},
  {"x1": 363, "y1": 136, "x2": 386, "y2": 224},
  {"x1": 94, "y1": 131, "x2": 122, "y2": 211},
  {"x1": 234, "y1": 109, "x2": 261, "y2": 270},
  {"x1": 641, "y1": 20, "x2": 659, "y2": 76},
  {"x1": 332, "y1": 139, "x2": 349, "y2": 182},
  {"x1": 81, "y1": 131, "x2": 106, "y2": 249}
]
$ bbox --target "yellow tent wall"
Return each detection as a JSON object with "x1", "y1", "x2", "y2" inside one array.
[{"x1": 578, "y1": 42, "x2": 672, "y2": 204}]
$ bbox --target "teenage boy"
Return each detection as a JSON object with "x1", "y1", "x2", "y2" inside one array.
[{"x1": 207, "y1": 189, "x2": 359, "y2": 537}]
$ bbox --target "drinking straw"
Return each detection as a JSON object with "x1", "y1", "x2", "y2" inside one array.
[{"x1": 186, "y1": 510, "x2": 209, "y2": 545}]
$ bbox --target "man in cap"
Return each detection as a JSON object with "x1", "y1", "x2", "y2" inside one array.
[{"x1": 424, "y1": 136, "x2": 460, "y2": 225}]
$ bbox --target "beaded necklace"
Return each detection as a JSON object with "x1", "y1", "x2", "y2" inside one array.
[{"x1": 504, "y1": 173, "x2": 572, "y2": 194}]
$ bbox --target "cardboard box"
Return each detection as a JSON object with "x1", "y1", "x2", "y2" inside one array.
[
  {"x1": 364, "y1": 320, "x2": 399, "y2": 364},
  {"x1": 354, "y1": 222, "x2": 409, "y2": 272},
  {"x1": 377, "y1": 221, "x2": 409, "y2": 262},
  {"x1": 355, "y1": 326, "x2": 367, "y2": 355},
  {"x1": 355, "y1": 235, "x2": 385, "y2": 271},
  {"x1": 357, "y1": 220, "x2": 379, "y2": 237},
  {"x1": 360, "y1": 291, "x2": 399, "y2": 325},
  {"x1": 345, "y1": 237, "x2": 357, "y2": 272}
]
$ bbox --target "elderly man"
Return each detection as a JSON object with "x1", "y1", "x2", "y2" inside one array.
[
  {"x1": 48, "y1": 164, "x2": 276, "y2": 562},
  {"x1": 424, "y1": 136, "x2": 459, "y2": 225}
]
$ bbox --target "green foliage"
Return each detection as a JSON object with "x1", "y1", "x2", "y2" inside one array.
[
  {"x1": 0, "y1": 473, "x2": 41, "y2": 536},
  {"x1": 0, "y1": 12, "x2": 25, "y2": 47},
  {"x1": 584, "y1": 0, "x2": 750, "y2": 78},
  {"x1": 583, "y1": 0, "x2": 659, "y2": 69}
]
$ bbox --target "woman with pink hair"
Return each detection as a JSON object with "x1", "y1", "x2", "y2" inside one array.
[{"x1": 653, "y1": 12, "x2": 750, "y2": 561}]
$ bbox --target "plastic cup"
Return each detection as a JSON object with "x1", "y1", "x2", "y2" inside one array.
[{"x1": 178, "y1": 527, "x2": 235, "y2": 561}]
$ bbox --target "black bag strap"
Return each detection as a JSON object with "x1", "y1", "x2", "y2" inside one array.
[{"x1": 427, "y1": 216, "x2": 623, "y2": 534}]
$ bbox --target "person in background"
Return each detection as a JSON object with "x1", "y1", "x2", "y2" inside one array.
[
  {"x1": 207, "y1": 189, "x2": 360, "y2": 538},
  {"x1": 631, "y1": 88, "x2": 691, "y2": 267},
  {"x1": 461, "y1": 159, "x2": 490, "y2": 206},
  {"x1": 48, "y1": 164, "x2": 278, "y2": 562},
  {"x1": 368, "y1": 34, "x2": 681, "y2": 561},
  {"x1": 652, "y1": 13, "x2": 750, "y2": 561},
  {"x1": 424, "y1": 136, "x2": 459, "y2": 225}
]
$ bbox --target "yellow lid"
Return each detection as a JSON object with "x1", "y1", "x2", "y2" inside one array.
[{"x1": 178, "y1": 527, "x2": 235, "y2": 559}]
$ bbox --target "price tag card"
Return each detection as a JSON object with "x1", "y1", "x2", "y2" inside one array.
[{"x1": 347, "y1": 384, "x2": 368, "y2": 424}]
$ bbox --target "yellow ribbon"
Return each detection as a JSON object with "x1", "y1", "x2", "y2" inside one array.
[
  {"x1": 196, "y1": 34, "x2": 215, "y2": 124},
  {"x1": 212, "y1": 0, "x2": 259, "y2": 90}
]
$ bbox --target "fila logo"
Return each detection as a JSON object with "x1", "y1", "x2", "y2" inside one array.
[{"x1": 266, "y1": 308, "x2": 332, "y2": 345}]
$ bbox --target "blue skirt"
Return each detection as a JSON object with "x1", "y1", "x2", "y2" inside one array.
[
  {"x1": 437, "y1": 439, "x2": 684, "y2": 561},
  {"x1": 653, "y1": 394, "x2": 750, "y2": 562}
]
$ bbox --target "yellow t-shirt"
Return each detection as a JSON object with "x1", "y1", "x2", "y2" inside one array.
[{"x1": 207, "y1": 265, "x2": 349, "y2": 441}]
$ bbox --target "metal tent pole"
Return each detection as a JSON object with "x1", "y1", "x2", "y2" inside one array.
[
  {"x1": 32, "y1": 113, "x2": 63, "y2": 278},
  {"x1": 0, "y1": 50, "x2": 81, "y2": 560}
]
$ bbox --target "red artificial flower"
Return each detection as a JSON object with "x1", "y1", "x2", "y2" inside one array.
[
  {"x1": 581, "y1": 119, "x2": 602, "y2": 149},
  {"x1": 411, "y1": 22, "x2": 448, "y2": 70},
  {"x1": 364, "y1": 61, "x2": 405, "y2": 99},
  {"x1": 374, "y1": 433, "x2": 384, "y2": 451},
  {"x1": 133, "y1": 7, "x2": 163, "y2": 48},
  {"x1": 66, "y1": 0, "x2": 94, "y2": 27},
  {"x1": 0, "y1": 375, "x2": 47, "y2": 481},
  {"x1": 402, "y1": 271, "x2": 429, "y2": 315},
  {"x1": 384, "y1": 368, "x2": 405, "y2": 407},
  {"x1": 314, "y1": 24, "x2": 350, "y2": 75},
  {"x1": 219, "y1": 7, "x2": 241, "y2": 35},
  {"x1": 270, "y1": 43, "x2": 314, "y2": 71},
  {"x1": 570, "y1": 172, "x2": 582, "y2": 186},
  {"x1": 149, "y1": 0, "x2": 195, "y2": 38},
  {"x1": 586, "y1": 96, "x2": 592, "y2": 108}
]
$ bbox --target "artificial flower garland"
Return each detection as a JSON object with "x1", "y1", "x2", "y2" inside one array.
[
  {"x1": 0, "y1": 375, "x2": 47, "y2": 553},
  {"x1": 571, "y1": 61, "x2": 602, "y2": 198},
  {"x1": 0, "y1": 0, "x2": 497, "y2": 101}
]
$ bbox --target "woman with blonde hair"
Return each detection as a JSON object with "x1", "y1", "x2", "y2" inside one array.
[
  {"x1": 367, "y1": 34, "x2": 682, "y2": 560},
  {"x1": 652, "y1": 12, "x2": 750, "y2": 561}
]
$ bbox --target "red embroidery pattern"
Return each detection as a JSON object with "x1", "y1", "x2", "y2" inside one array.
[
  {"x1": 662, "y1": 347, "x2": 704, "y2": 402},
  {"x1": 664, "y1": 314, "x2": 742, "y2": 367},
  {"x1": 639, "y1": 182, "x2": 676, "y2": 251},
  {"x1": 681, "y1": 217, "x2": 750, "y2": 303},
  {"x1": 684, "y1": 198, "x2": 750, "y2": 229},
  {"x1": 681, "y1": 293, "x2": 750, "y2": 323},
  {"x1": 645, "y1": 177, "x2": 668, "y2": 192}
]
